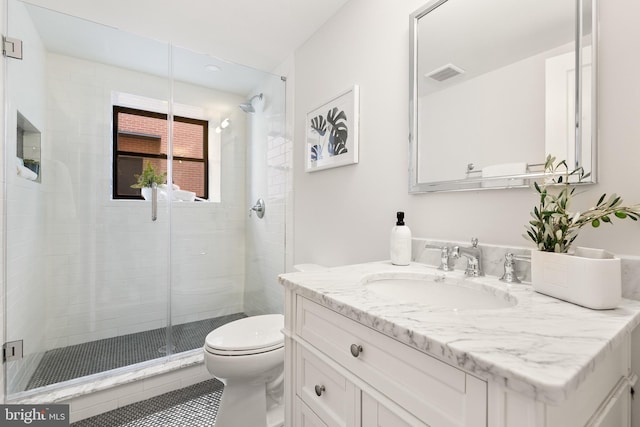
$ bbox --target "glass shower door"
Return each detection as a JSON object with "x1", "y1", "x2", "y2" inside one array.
[
  {"x1": 4, "y1": 0, "x2": 289, "y2": 401},
  {"x1": 4, "y1": 0, "x2": 172, "y2": 396},
  {"x1": 167, "y1": 46, "x2": 287, "y2": 352}
]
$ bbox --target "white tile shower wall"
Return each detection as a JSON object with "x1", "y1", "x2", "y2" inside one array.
[
  {"x1": 243, "y1": 72, "x2": 288, "y2": 316},
  {"x1": 42, "y1": 52, "x2": 248, "y2": 349},
  {"x1": 170, "y1": 78, "x2": 248, "y2": 326},
  {"x1": 4, "y1": 0, "x2": 48, "y2": 394},
  {"x1": 170, "y1": 204, "x2": 246, "y2": 325}
]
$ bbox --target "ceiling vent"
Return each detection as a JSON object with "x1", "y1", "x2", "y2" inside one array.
[{"x1": 425, "y1": 63, "x2": 465, "y2": 82}]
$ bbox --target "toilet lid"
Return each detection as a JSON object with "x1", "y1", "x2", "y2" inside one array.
[{"x1": 205, "y1": 314, "x2": 284, "y2": 353}]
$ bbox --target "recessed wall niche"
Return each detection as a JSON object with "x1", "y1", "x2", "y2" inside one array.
[{"x1": 17, "y1": 111, "x2": 41, "y2": 183}]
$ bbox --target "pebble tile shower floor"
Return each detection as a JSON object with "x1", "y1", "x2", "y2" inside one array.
[
  {"x1": 70, "y1": 378, "x2": 223, "y2": 426},
  {"x1": 27, "y1": 313, "x2": 246, "y2": 389}
]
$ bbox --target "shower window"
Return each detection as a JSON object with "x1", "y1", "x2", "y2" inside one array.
[{"x1": 113, "y1": 106, "x2": 209, "y2": 199}]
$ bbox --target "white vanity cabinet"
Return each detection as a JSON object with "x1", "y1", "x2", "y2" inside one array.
[
  {"x1": 284, "y1": 291, "x2": 636, "y2": 427},
  {"x1": 486, "y1": 340, "x2": 632, "y2": 427},
  {"x1": 285, "y1": 294, "x2": 487, "y2": 427}
]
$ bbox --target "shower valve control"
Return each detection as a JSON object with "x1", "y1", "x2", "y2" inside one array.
[{"x1": 249, "y1": 198, "x2": 265, "y2": 218}]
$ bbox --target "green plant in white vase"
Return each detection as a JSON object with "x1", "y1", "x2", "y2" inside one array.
[
  {"x1": 524, "y1": 155, "x2": 640, "y2": 253},
  {"x1": 130, "y1": 161, "x2": 166, "y2": 189}
]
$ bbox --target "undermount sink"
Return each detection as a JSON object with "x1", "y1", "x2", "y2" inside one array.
[{"x1": 362, "y1": 272, "x2": 516, "y2": 310}]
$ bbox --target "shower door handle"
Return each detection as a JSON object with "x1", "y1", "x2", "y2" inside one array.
[{"x1": 151, "y1": 182, "x2": 158, "y2": 221}]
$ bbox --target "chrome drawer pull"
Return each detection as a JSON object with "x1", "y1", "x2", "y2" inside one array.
[
  {"x1": 350, "y1": 344, "x2": 363, "y2": 358},
  {"x1": 314, "y1": 385, "x2": 326, "y2": 397}
]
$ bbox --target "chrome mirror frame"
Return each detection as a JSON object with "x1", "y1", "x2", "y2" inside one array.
[{"x1": 409, "y1": 0, "x2": 598, "y2": 193}]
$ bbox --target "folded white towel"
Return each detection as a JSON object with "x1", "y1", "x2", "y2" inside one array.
[
  {"x1": 17, "y1": 163, "x2": 38, "y2": 181},
  {"x1": 173, "y1": 189, "x2": 196, "y2": 202},
  {"x1": 481, "y1": 162, "x2": 527, "y2": 188},
  {"x1": 146, "y1": 186, "x2": 196, "y2": 202}
]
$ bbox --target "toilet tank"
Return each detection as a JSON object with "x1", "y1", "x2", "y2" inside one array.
[{"x1": 293, "y1": 264, "x2": 327, "y2": 272}]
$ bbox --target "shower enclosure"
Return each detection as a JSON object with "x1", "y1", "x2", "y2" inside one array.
[{"x1": 3, "y1": 0, "x2": 288, "y2": 399}]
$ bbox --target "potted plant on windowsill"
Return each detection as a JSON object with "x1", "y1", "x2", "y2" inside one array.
[
  {"x1": 524, "y1": 155, "x2": 640, "y2": 309},
  {"x1": 130, "y1": 161, "x2": 166, "y2": 200}
]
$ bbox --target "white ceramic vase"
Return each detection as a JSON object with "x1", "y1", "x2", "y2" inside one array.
[
  {"x1": 530, "y1": 247, "x2": 621, "y2": 310},
  {"x1": 141, "y1": 187, "x2": 152, "y2": 200}
]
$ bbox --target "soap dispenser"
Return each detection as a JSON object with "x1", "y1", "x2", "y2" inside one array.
[{"x1": 390, "y1": 211, "x2": 411, "y2": 265}]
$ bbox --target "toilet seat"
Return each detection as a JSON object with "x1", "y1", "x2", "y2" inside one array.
[{"x1": 205, "y1": 314, "x2": 284, "y2": 356}]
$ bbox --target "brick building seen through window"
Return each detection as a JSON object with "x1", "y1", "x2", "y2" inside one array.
[{"x1": 113, "y1": 106, "x2": 208, "y2": 199}]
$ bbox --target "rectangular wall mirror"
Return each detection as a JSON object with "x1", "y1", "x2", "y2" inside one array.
[{"x1": 409, "y1": 0, "x2": 597, "y2": 193}]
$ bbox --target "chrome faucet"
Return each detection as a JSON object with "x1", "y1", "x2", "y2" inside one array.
[
  {"x1": 424, "y1": 244, "x2": 453, "y2": 271},
  {"x1": 499, "y1": 252, "x2": 531, "y2": 283},
  {"x1": 451, "y1": 238, "x2": 483, "y2": 276},
  {"x1": 499, "y1": 253, "x2": 520, "y2": 283}
]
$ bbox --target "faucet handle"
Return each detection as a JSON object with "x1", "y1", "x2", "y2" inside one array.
[
  {"x1": 499, "y1": 253, "x2": 531, "y2": 283},
  {"x1": 439, "y1": 246, "x2": 454, "y2": 271},
  {"x1": 450, "y1": 245, "x2": 460, "y2": 258},
  {"x1": 500, "y1": 253, "x2": 521, "y2": 283},
  {"x1": 424, "y1": 244, "x2": 453, "y2": 271},
  {"x1": 457, "y1": 238, "x2": 483, "y2": 277}
]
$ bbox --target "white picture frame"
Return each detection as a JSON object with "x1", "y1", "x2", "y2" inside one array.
[{"x1": 305, "y1": 85, "x2": 359, "y2": 172}]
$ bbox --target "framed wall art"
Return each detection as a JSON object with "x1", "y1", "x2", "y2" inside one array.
[{"x1": 305, "y1": 85, "x2": 359, "y2": 172}]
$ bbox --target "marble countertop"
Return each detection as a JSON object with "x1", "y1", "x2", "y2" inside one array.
[{"x1": 279, "y1": 261, "x2": 640, "y2": 405}]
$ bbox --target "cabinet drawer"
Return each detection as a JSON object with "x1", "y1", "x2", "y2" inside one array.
[
  {"x1": 590, "y1": 377, "x2": 630, "y2": 427},
  {"x1": 297, "y1": 345, "x2": 357, "y2": 427},
  {"x1": 296, "y1": 396, "x2": 329, "y2": 427},
  {"x1": 362, "y1": 391, "x2": 429, "y2": 427},
  {"x1": 297, "y1": 296, "x2": 486, "y2": 427},
  {"x1": 544, "y1": 338, "x2": 630, "y2": 427}
]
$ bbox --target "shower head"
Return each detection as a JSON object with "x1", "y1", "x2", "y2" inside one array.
[
  {"x1": 239, "y1": 93, "x2": 263, "y2": 113},
  {"x1": 239, "y1": 103, "x2": 254, "y2": 113}
]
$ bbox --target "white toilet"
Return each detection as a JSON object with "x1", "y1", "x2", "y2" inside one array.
[{"x1": 204, "y1": 314, "x2": 285, "y2": 427}]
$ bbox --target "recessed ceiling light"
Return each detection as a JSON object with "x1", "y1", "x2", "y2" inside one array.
[{"x1": 205, "y1": 64, "x2": 221, "y2": 72}]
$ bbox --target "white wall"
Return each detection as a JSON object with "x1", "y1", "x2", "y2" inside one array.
[
  {"x1": 293, "y1": 0, "x2": 640, "y2": 268},
  {"x1": 419, "y1": 45, "x2": 571, "y2": 182}
]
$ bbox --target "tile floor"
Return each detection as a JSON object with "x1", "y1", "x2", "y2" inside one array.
[
  {"x1": 27, "y1": 313, "x2": 246, "y2": 389},
  {"x1": 70, "y1": 379, "x2": 223, "y2": 426}
]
